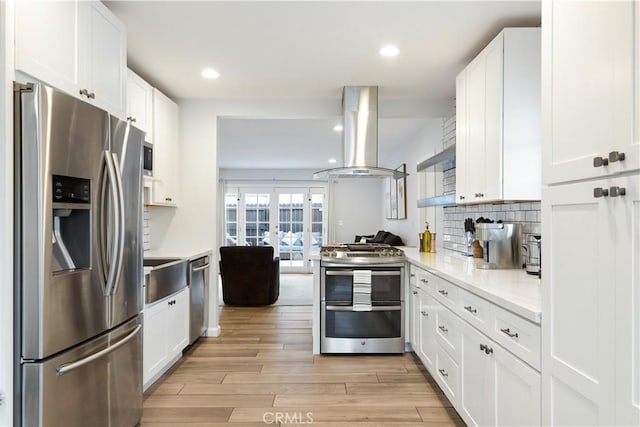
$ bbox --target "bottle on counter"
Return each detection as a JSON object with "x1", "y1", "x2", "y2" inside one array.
[
  {"x1": 430, "y1": 233, "x2": 436, "y2": 253},
  {"x1": 422, "y1": 222, "x2": 432, "y2": 253}
]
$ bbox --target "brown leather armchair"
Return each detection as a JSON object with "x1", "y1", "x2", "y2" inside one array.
[{"x1": 219, "y1": 246, "x2": 280, "y2": 306}]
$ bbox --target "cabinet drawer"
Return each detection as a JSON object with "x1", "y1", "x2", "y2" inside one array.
[
  {"x1": 435, "y1": 344, "x2": 459, "y2": 406},
  {"x1": 435, "y1": 300, "x2": 460, "y2": 361},
  {"x1": 433, "y1": 278, "x2": 459, "y2": 310},
  {"x1": 490, "y1": 305, "x2": 541, "y2": 370},
  {"x1": 411, "y1": 266, "x2": 433, "y2": 291},
  {"x1": 458, "y1": 287, "x2": 491, "y2": 332}
]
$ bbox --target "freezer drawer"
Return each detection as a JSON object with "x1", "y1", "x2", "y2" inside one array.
[{"x1": 22, "y1": 317, "x2": 142, "y2": 427}]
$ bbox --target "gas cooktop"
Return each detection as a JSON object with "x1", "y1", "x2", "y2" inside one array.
[{"x1": 320, "y1": 243, "x2": 406, "y2": 264}]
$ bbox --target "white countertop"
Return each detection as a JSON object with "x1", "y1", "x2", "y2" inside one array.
[
  {"x1": 144, "y1": 248, "x2": 213, "y2": 261},
  {"x1": 401, "y1": 247, "x2": 542, "y2": 324}
]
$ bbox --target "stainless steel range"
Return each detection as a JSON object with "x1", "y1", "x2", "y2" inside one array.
[{"x1": 320, "y1": 243, "x2": 405, "y2": 354}]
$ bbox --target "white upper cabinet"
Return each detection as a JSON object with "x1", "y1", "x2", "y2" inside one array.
[
  {"x1": 151, "y1": 88, "x2": 180, "y2": 206},
  {"x1": 126, "y1": 69, "x2": 153, "y2": 142},
  {"x1": 542, "y1": 0, "x2": 639, "y2": 184},
  {"x1": 15, "y1": 0, "x2": 126, "y2": 118},
  {"x1": 456, "y1": 28, "x2": 541, "y2": 204}
]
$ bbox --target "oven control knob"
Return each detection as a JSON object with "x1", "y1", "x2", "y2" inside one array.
[{"x1": 361, "y1": 340, "x2": 366, "y2": 346}]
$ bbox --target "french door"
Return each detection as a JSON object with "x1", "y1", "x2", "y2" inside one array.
[{"x1": 224, "y1": 187, "x2": 325, "y2": 272}]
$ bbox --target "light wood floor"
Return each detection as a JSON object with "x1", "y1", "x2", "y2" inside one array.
[{"x1": 141, "y1": 305, "x2": 466, "y2": 426}]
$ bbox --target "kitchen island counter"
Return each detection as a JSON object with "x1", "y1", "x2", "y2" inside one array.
[{"x1": 402, "y1": 247, "x2": 541, "y2": 323}]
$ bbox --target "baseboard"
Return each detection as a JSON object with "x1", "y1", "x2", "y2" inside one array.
[{"x1": 206, "y1": 326, "x2": 221, "y2": 337}]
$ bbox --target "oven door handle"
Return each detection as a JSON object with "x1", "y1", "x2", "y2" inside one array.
[
  {"x1": 325, "y1": 271, "x2": 401, "y2": 277},
  {"x1": 325, "y1": 305, "x2": 402, "y2": 312}
]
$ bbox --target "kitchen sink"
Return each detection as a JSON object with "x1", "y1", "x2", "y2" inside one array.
[{"x1": 144, "y1": 257, "x2": 188, "y2": 304}]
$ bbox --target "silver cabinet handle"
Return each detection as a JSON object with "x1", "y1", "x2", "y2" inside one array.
[
  {"x1": 421, "y1": 311, "x2": 428, "y2": 317},
  {"x1": 420, "y1": 278, "x2": 429, "y2": 284},
  {"x1": 438, "y1": 325, "x2": 448, "y2": 333},
  {"x1": 410, "y1": 273, "x2": 415, "y2": 278},
  {"x1": 464, "y1": 305, "x2": 477, "y2": 314},
  {"x1": 79, "y1": 88, "x2": 90, "y2": 97},
  {"x1": 126, "y1": 116, "x2": 137, "y2": 123},
  {"x1": 412, "y1": 290, "x2": 418, "y2": 295},
  {"x1": 57, "y1": 325, "x2": 141, "y2": 376},
  {"x1": 480, "y1": 344, "x2": 486, "y2": 352},
  {"x1": 165, "y1": 197, "x2": 173, "y2": 202},
  {"x1": 325, "y1": 305, "x2": 402, "y2": 312},
  {"x1": 438, "y1": 368, "x2": 448, "y2": 377},
  {"x1": 609, "y1": 151, "x2": 625, "y2": 162},
  {"x1": 500, "y1": 328, "x2": 519, "y2": 338},
  {"x1": 593, "y1": 156, "x2": 609, "y2": 167},
  {"x1": 459, "y1": 195, "x2": 465, "y2": 200},
  {"x1": 438, "y1": 289, "x2": 448, "y2": 296},
  {"x1": 191, "y1": 264, "x2": 210, "y2": 272}
]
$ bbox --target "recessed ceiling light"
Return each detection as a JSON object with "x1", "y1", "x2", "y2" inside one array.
[
  {"x1": 201, "y1": 68, "x2": 220, "y2": 79},
  {"x1": 328, "y1": 158, "x2": 337, "y2": 164},
  {"x1": 333, "y1": 125, "x2": 343, "y2": 132},
  {"x1": 379, "y1": 45, "x2": 399, "y2": 57}
]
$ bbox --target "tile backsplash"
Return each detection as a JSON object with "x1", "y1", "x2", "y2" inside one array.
[
  {"x1": 442, "y1": 201, "x2": 541, "y2": 254},
  {"x1": 143, "y1": 205, "x2": 150, "y2": 251}
]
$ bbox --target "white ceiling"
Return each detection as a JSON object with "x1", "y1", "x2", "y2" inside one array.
[{"x1": 105, "y1": 1, "x2": 541, "y2": 169}]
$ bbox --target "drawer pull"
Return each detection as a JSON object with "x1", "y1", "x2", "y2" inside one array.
[
  {"x1": 420, "y1": 278, "x2": 429, "y2": 284},
  {"x1": 412, "y1": 290, "x2": 418, "y2": 295},
  {"x1": 500, "y1": 328, "x2": 519, "y2": 339},
  {"x1": 438, "y1": 289, "x2": 448, "y2": 296},
  {"x1": 464, "y1": 305, "x2": 477, "y2": 314},
  {"x1": 438, "y1": 368, "x2": 448, "y2": 378},
  {"x1": 410, "y1": 273, "x2": 415, "y2": 278},
  {"x1": 421, "y1": 311, "x2": 428, "y2": 317},
  {"x1": 438, "y1": 325, "x2": 448, "y2": 334}
]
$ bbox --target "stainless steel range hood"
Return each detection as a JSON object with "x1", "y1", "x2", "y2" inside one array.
[{"x1": 314, "y1": 86, "x2": 408, "y2": 179}]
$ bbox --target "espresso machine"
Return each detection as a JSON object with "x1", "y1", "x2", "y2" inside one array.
[{"x1": 475, "y1": 223, "x2": 522, "y2": 269}]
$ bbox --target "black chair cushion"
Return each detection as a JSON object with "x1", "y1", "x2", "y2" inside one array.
[
  {"x1": 368, "y1": 230, "x2": 390, "y2": 243},
  {"x1": 354, "y1": 234, "x2": 375, "y2": 243},
  {"x1": 219, "y1": 246, "x2": 280, "y2": 306}
]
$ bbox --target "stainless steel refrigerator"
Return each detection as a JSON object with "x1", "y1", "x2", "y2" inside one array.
[{"x1": 14, "y1": 82, "x2": 144, "y2": 426}]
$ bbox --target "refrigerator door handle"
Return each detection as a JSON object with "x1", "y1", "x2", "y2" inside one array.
[
  {"x1": 55, "y1": 325, "x2": 141, "y2": 376},
  {"x1": 109, "y1": 152, "x2": 126, "y2": 297},
  {"x1": 104, "y1": 151, "x2": 122, "y2": 296}
]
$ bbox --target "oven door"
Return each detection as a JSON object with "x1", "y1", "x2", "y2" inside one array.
[
  {"x1": 321, "y1": 267, "x2": 403, "y2": 304},
  {"x1": 320, "y1": 302, "x2": 405, "y2": 353}
]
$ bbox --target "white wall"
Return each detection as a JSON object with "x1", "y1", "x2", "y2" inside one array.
[
  {"x1": 0, "y1": 1, "x2": 14, "y2": 424},
  {"x1": 219, "y1": 168, "x2": 317, "y2": 181},
  {"x1": 329, "y1": 178, "x2": 385, "y2": 244},
  {"x1": 380, "y1": 118, "x2": 447, "y2": 247}
]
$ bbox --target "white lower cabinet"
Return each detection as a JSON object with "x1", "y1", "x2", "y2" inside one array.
[
  {"x1": 410, "y1": 264, "x2": 541, "y2": 425},
  {"x1": 460, "y1": 320, "x2": 541, "y2": 427},
  {"x1": 143, "y1": 287, "x2": 189, "y2": 389}
]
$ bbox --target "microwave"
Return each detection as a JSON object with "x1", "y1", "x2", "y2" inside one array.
[{"x1": 143, "y1": 143, "x2": 153, "y2": 176}]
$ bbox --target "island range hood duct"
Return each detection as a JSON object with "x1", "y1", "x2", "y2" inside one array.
[{"x1": 314, "y1": 86, "x2": 408, "y2": 179}]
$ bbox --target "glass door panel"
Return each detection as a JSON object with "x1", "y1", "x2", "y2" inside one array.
[
  {"x1": 244, "y1": 193, "x2": 270, "y2": 247},
  {"x1": 310, "y1": 193, "x2": 324, "y2": 251},
  {"x1": 278, "y1": 193, "x2": 305, "y2": 268},
  {"x1": 224, "y1": 193, "x2": 239, "y2": 246}
]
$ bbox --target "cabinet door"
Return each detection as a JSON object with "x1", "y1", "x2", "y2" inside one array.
[
  {"x1": 613, "y1": 174, "x2": 640, "y2": 426},
  {"x1": 466, "y1": 56, "x2": 486, "y2": 203},
  {"x1": 494, "y1": 342, "x2": 541, "y2": 426},
  {"x1": 455, "y1": 71, "x2": 469, "y2": 203},
  {"x1": 126, "y1": 69, "x2": 153, "y2": 142},
  {"x1": 15, "y1": 0, "x2": 81, "y2": 95},
  {"x1": 459, "y1": 321, "x2": 493, "y2": 427},
  {"x1": 167, "y1": 288, "x2": 189, "y2": 356},
  {"x1": 409, "y1": 283, "x2": 420, "y2": 350},
  {"x1": 542, "y1": 180, "x2": 616, "y2": 425},
  {"x1": 482, "y1": 35, "x2": 504, "y2": 202},
  {"x1": 152, "y1": 89, "x2": 180, "y2": 205},
  {"x1": 418, "y1": 291, "x2": 436, "y2": 373},
  {"x1": 80, "y1": 1, "x2": 127, "y2": 119},
  {"x1": 542, "y1": 0, "x2": 638, "y2": 184},
  {"x1": 142, "y1": 301, "x2": 168, "y2": 385}
]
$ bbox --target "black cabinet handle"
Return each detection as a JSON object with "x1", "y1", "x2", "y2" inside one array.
[
  {"x1": 500, "y1": 327, "x2": 518, "y2": 338},
  {"x1": 464, "y1": 305, "x2": 477, "y2": 314},
  {"x1": 594, "y1": 187, "x2": 609, "y2": 198},
  {"x1": 438, "y1": 289, "x2": 448, "y2": 296},
  {"x1": 609, "y1": 151, "x2": 625, "y2": 162},
  {"x1": 609, "y1": 186, "x2": 627, "y2": 197},
  {"x1": 438, "y1": 325, "x2": 448, "y2": 334},
  {"x1": 593, "y1": 156, "x2": 609, "y2": 167},
  {"x1": 438, "y1": 368, "x2": 448, "y2": 378}
]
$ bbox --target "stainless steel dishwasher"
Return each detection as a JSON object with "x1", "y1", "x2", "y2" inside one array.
[{"x1": 189, "y1": 256, "x2": 210, "y2": 344}]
